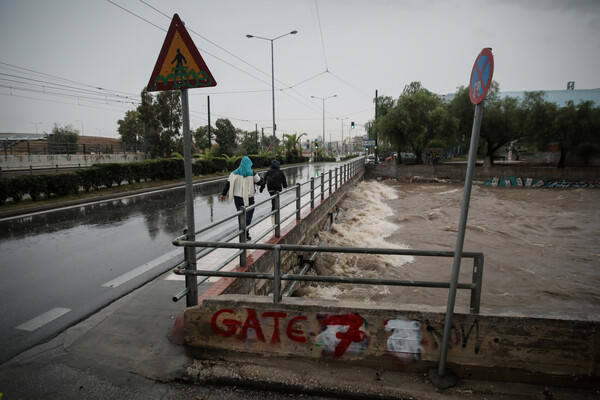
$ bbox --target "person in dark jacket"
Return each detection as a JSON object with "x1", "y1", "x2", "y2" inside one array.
[{"x1": 260, "y1": 159, "x2": 288, "y2": 212}]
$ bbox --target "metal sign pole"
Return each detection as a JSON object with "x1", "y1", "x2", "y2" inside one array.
[
  {"x1": 181, "y1": 88, "x2": 198, "y2": 307},
  {"x1": 433, "y1": 101, "x2": 484, "y2": 386}
]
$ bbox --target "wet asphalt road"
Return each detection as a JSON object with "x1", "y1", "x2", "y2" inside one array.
[{"x1": 0, "y1": 163, "x2": 339, "y2": 364}]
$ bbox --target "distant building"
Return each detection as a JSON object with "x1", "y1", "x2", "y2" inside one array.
[{"x1": 442, "y1": 88, "x2": 600, "y2": 107}]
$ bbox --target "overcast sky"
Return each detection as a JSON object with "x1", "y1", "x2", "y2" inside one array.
[{"x1": 1, "y1": 0, "x2": 599, "y2": 142}]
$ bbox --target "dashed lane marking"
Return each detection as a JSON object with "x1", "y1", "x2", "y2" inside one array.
[{"x1": 15, "y1": 307, "x2": 71, "y2": 332}]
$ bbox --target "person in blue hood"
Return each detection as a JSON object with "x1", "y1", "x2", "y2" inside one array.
[
  {"x1": 219, "y1": 156, "x2": 262, "y2": 241},
  {"x1": 259, "y1": 159, "x2": 288, "y2": 212}
]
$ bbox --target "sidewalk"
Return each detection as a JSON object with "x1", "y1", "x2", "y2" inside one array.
[{"x1": 1, "y1": 195, "x2": 598, "y2": 399}]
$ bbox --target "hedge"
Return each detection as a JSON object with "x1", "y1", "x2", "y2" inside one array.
[{"x1": 0, "y1": 155, "x2": 315, "y2": 206}]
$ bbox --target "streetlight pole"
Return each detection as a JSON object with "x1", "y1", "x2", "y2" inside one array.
[
  {"x1": 311, "y1": 94, "x2": 336, "y2": 156},
  {"x1": 246, "y1": 30, "x2": 298, "y2": 160},
  {"x1": 76, "y1": 120, "x2": 84, "y2": 135},
  {"x1": 338, "y1": 117, "x2": 348, "y2": 155}
]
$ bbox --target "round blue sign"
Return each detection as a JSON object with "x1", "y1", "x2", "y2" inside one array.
[{"x1": 469, "y1": 48, "x2": 494, "y2": 104}]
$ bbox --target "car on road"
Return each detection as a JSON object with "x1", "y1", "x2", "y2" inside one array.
[{"x1": 400, "y1": 152, "x2": 416, "y2": 164}]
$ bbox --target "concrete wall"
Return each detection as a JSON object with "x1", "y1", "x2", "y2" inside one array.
[
  {"x1": 366, "y1": 162, "x2": 600, "y2": 183},
  {"x1": 0, "y1": 153, "x2": 148, "y2": 173},
  {"x1": 185, "y1": 295, "x2": 599, "y2": 388}
]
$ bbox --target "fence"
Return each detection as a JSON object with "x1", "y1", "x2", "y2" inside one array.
[{"x1": 1, "y1": 139, "x2": 145, "y2": 156}]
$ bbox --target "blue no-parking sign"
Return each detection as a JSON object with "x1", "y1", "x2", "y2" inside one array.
[{"x1": 469, "y1": 48, "x2": 494, "y2": 104}]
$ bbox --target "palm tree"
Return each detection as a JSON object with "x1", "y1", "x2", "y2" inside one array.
[{"x1": 283, "y1": 133, "x2": 307, "y2": 159}]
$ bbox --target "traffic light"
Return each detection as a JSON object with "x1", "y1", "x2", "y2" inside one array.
[{"x1": 351, "y1": 121, "x2": 355, "y2": 129}]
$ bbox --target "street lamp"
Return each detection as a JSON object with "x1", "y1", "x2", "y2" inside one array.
[
  {"x1": 311, "y1": 94, "x2": 337, "y2": 155},
  {"x1": 246, "y1": 30, "x2": 298, "y2": 160}
]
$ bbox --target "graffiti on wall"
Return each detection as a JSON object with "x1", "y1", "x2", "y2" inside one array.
[
  {"x1": 208, "y1": 308, "x2": 481, "y2": 360},
  {"x1": 315, "y1": 313, "x2": 369, "y2": 358},
  {"x1": 211, "y1": 308, "x2": 308, "y2": 344},
  {"x1": 425, "y1": 319, "x2": 481, "y2": 354},
  {"x1": 385, "y1": 318, "x2": 424, "y2": 363}
]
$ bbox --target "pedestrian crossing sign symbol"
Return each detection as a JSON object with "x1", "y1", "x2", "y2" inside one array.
[{"x1": 147, "y1": 14, "x2": 217, "y2": 92}]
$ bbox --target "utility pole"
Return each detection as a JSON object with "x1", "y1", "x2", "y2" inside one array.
[
  {"x1": 375, "y1": 89, "x2": 378, "y2": 163},
  {"x1": 207, "y1": 95, "x2": 211, "y2": 148}
]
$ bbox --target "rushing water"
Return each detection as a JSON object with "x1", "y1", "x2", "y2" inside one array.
[{"x1": 297, "y1": 180, "x2": 600, "y2": 315}]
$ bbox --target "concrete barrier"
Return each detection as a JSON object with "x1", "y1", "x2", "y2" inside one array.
[
  {"x1": 367, "y1": 163, "x2": 600, "y2": 184},
  {"x1": 0, "y1": 153, "x2": 148, "y2": 174},
  {"x1": 185, "y1": 295, "x2": 599, "y2": 388}
]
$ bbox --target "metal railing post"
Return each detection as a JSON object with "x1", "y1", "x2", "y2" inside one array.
[
  {"x1": 310, "y1": 177, "x2": 315, "y2": 209},
  {"x1": 275, "y1": 193, "x2": 281, "y2": 237},
  {"x1": 320, "y1": 174, "x2": 325, "y2": 200},
  {"x1": 273, "y1": 245, "x2": 281, "y2": 303},
  {"x1": 329, "y1": 170, "x2": 332, "y2": 195},
  {"x1": 296, "y1": 183, "x2": 301, "y2": 220},
  {"x1": 182, "y1": 228, "x2": 196, "y2": 307},
  {"x1": 238, "y1": 208, "x2": 247, "y2": 266},
  {"x1": 470, "y1": 254, "x2": 484, "y2": 313},
  {"x1": 335, "y1": 167, "x2": 338, "y2": 189}
]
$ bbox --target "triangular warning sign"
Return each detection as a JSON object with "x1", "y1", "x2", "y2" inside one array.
[{"x1": 147, "y1": 14, "x2": 217, "y2": 92}]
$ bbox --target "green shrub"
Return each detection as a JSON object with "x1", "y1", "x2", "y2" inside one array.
[
  {"x1": 130, "y1": 161, "x2": 149, "y2": 182},
  {"x1": 212, "y1": 157, "x2": 228, "y2": 172},
  {"x1": 43, "y1": 173, "x2": 80, "y2": 197},
  {"x1": 0, "y1": 178, "x2": 10, "y2": 205},
  {"x1": 196, "y1": 159, "x2": 215, "y2": 174},
  {"x1": 76, "y1": 168, "x2": 103, "y2": 191},
  {"x1": 27, "y1": 175, "x2": 47, "y2": 201},
  {"x1": 7, "y1": 176, "x2": 28, "y2": 203}
]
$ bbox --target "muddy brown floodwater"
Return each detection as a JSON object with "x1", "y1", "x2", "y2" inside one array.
[{"x1": 297, "y1": 180, "x2": 600, "y2": 316}]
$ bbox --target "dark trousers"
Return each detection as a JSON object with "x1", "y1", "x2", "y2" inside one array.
[
  {"x1": 268, "y1": 190, "x2": 278, "y2": 212},
  {"x1": 233, "y1": 196, "x2": 255, "y2": 229}
]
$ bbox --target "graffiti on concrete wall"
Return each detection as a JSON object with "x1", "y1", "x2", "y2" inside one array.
[
  {"x1": 315, "y1": 313, "x2": 369, "y2": 358},
  {"x1": 425, "y1": 319, "x2": 481, "y2": 354},
  {"x1": 385, "y1": 318, "x2": 424, "y2": 363},
  {"x1": 211, "y1": 308, "x2": 309, "y2": 344},
  {"x1": 208, "y1": 308, "x2": 481, "y2": 360}
]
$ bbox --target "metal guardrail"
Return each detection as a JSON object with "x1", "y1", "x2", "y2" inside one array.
[
  {"x1": 170, "y1": 157, "x2": 484, "y2": 314},
  {"x1": 173, "y1": 239, "x2": 485, "y2": 313},
  {"x1": 170, "y1": 159, "x2": 363, "y2": 303}
]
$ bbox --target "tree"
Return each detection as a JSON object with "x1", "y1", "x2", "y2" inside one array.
[
  {"x1": 283, "y1": 132, "x2": 306, "y2": 161},
  {"x1": 214, "y1": 118, "x2": 237, "y2": 156},
  {"x1": 446, "y1": 86, "x2": 474, "y2": 156},
  {"x1": 521, "y1": 91, "x2": 559, "y2": 164},
  {"x1": 479, "y1": 84, "x2": 523, "y2": 165},
  {"x1": 117, "y1": 110, "x2": 143, "y2": 146},
  {"x1": 193, "y1": 125, "x2": 210, "y2": 152},
  {"x1": 238, "y1": 128, "x2": 259, "y2": 155},
  {"x1": 374, "y1": 82, "x2": 457, "y2": 163},
  {"x1": 118, "y1": 89, "x2": 182, "y2": 158},
  {"x1": 46, "y1": 124, "x2": 79, "y2": 154}
]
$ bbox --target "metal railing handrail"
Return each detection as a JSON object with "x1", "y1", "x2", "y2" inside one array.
[
  {"x1": 172, "y1": 160, "x2": 364, "y2": 303},
  {"x1": 172, "y1": 239, "x2": 484, "y2": 313}
]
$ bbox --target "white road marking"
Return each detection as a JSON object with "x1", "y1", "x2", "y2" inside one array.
[
  {"x1": 15, "y1": 307, "x2": 71, "y2": 332},
  {"x1": 102, "y1": 249, "x2": 180, "y2": 288}
]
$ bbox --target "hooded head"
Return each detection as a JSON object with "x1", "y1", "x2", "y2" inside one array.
[
  {"x1": 271, "y1": 159, "x2": 280, "y2": 169},
  {"x1": 233, "y1": 156, "x2": 253, "y2": 177}
]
